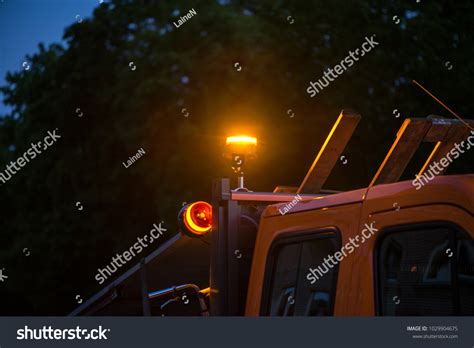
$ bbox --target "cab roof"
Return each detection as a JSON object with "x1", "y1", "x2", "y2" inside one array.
[{"x1": 264, "y1": 174, "x2": 474, "y2": 218}]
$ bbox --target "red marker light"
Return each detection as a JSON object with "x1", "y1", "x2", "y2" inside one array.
[{"x1": 179, "y1": 201, "x2": 212, "y2": 237}]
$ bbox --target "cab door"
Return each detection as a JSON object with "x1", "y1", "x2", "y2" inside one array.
[
  {"x1": 357, "y1": 183, "x2": 474, "y2": 316},
  {"x1": 245, "y1": 191, "x2": 365, "y2": 316}
]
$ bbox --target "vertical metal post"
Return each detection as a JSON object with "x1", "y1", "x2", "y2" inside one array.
[
  {"x1": 210, "y1": 179, "x2": 230, "y2": 315},
  {"x1": 226, "y1": 199, "x2": 241, "y2": 315},
  {"x1": 237, "y1": 175, "x2": 245, "y2": 190},
  {"x1": 140, "y1": 258, "x2": 151, "y2": 316}
]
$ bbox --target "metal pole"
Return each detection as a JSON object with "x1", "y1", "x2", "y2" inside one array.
[
  {"x1": 140, "y1": 258, "x2": 151, "y2": 316},
  {"x1": 237, "y1": 175, "x2": 244, "y2": 190}
]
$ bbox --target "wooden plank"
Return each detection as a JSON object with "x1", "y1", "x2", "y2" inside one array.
[
  {"x1": 419, "y1": 123, "x2": 472, "y2": 176},
  {"x1": 297, "y1": 109, "x2": 361, "y2": 194},
  {"x1": 369, "y1": 118, "x2": 432, "y2": 186},
  {"x1": 418, "y1": 141, "x2": 442, "y2": 177},
  {"x1": 424, "y1": 116, "x2": 452, "y2": 142}
]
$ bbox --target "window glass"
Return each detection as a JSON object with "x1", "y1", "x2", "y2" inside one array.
[
  {"x1": 268, "y1": 243, "x2": 300, "y2": 316},
  {"x1": 266, "y1": 234, "x2": 338, "y2": 316},
  {"x1": 377, "y1": 225, "x2": 474, "y2": 316},
  {"x1": 295, "y1": 239, "x2": 337, "y2": 316}
]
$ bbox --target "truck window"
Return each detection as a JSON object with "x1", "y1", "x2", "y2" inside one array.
[
  {"x1": 376, "y1": 223, "x2": 474, "y2": 316},
  {"x1": 262, "y1": 231, "x2": 339, "y2": 316}
]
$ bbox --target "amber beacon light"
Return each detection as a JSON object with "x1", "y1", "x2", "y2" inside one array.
[
  {"x1": 178, "y1": 201, "x2": 213, "y2": 237},
  {"x1": 224, "y1": 135, "x2": 258, "y2": 191}
]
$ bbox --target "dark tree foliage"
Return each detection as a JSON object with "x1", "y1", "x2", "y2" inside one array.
[{"x1": 0, "y1": 0, "x2": 473, "y2": 314}]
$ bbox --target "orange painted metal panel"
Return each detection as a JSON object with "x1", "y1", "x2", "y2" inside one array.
[{"x1": 245, "y1": 175, "x2": 473, "y2": 316}]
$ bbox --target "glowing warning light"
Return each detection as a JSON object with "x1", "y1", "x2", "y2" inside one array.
[
  {"x1": 224, "y1": 135, "x2": 258, "y2": 191},
  {"x1": 179, "y1": 201, "x2": 212, "y2": 237},
  {"x1": 226, "y1": 135, "x2": 257, "y2": 145}
]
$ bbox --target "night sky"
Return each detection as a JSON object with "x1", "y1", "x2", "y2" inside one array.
[{"x1": 0, "y1": 0, "x2": 98, "y2": 114}]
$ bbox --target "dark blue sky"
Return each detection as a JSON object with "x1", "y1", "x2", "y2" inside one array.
[{"x1": 0, "y1": 0, "x2": 99, "y2": 114}]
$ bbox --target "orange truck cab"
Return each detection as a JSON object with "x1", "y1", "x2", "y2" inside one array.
[
  {"x1": 71, "y1": 110, "x2": 474, "y2": 317},
  {"x1": 245, "y1": 174, "x2": 473, "y2": 316}
]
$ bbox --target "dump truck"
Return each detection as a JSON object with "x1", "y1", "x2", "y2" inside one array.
[{"x1": 71, "y1": 110, "x2": 474, "y2": 316}]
